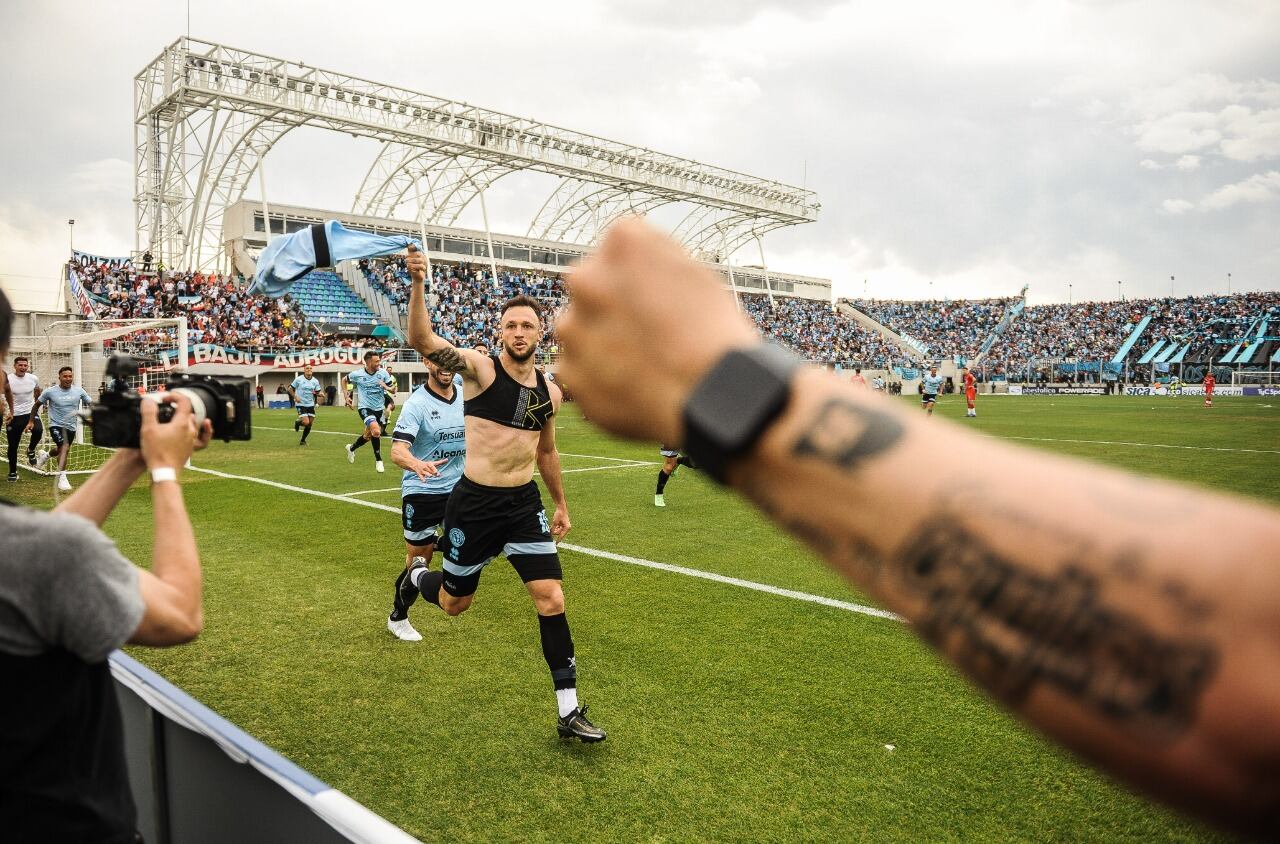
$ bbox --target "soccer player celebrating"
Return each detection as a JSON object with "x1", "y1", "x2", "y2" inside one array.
[
  {"x1": 961, "y1": 366, "x2": 978, "y2": 418},
  {"x1": 654, "y1": 446, "x2": 695, "y2": 507},
  {"x1": 921, "y1": 365, "x2": 944, "y2": 416},
  {"x1": 341, "y1": 351, "x2": 396, "y2": 472},
  {"x1": 399, "y1": 244, "x2": 606, "y2": 743},
  {"x1": 387, "y1": 360, "x2": 465, "y2": 641},
  {"x1": 288, "y1": 364, "x2": 322, "y2": 446},
  {"x1": 4, "y1": 356, "x2": 45, "y2": 480},
  {"x1": 36, "y1": 366, "x2": 92, "y2": 491},
  {"x1": 1203, "y1": 370, "x2": 1215, "y2": 407}
]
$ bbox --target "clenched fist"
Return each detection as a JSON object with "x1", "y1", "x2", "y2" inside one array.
[{"x1": 557, "y1": 218, "x2": 759, "y2": 446}]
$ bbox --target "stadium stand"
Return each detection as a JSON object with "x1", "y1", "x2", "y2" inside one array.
[
  {"x1": 288, "y1": 270, "x2": 377, "y2": 326},
  {"x1": 740, "y1": 293, "x2": 918, "y2": 368},
  {"x1": 844, "y1": 297, "x2": 1016, "y2": 361}
]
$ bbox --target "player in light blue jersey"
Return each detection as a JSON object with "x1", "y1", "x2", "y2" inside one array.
[
  {"x1": 36, "y1": 366, "x2": 93, "y2": 491},
  {"x1": 287, "y1": 364, "x2": 323, "y2": 446},
  {"x1": 387, "y1": 360, "x2": 466, "y2": 641},
  {"x1": 920, "y1": 365, "x2": 945, "y2": 416},
  {"x1": 340, "y1": 350, "x2": 396, "y2": 472}
]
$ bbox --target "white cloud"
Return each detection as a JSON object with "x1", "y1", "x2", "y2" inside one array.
[
  {"x1": 1161, "y1": 198, "x2": 1195, "y2": 215},
  {"x1": 1218, "y1": 106, "x2": 1280, "y2": 161},
  {"x1": 1175, "y1": 154, "x2": 1201, "y2": 171},
  {"x1": 1134, "y1": 111, "x2": 1221, "y2": 155},
  {"x1": 1199, "y1": 170, "x2": 1280, "y2": 210},
  {"x1": 1139, "y1": 159, "x2": 1163, "y2": 170}
]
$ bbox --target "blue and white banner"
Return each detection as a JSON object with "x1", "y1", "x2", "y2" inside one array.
[
  {"x1": 66, "y1": 266, "x2": 98, "y2": 320},
  {"x1": 72, "y1": 249, "x2": 133, "y2": 270}
]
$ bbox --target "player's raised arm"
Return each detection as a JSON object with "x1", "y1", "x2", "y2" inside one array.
[
  {"x1": 557, "y1": 218, "x2": 1280, "y2": 837},
  {"x1": 405, "y1": 245, "x2": 481, "y2": 378}
]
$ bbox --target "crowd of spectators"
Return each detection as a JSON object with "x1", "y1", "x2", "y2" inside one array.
[
  {"x1": 76, "y1": 259, "x2": 315, "y2": 349},
  {"x1": 360, "y1": 256, "x2": 566, "y2": 315},
  {"x1": 739, "y1": 293, "x2": 918, "y2": 368},
  {"x1": 844, "y1": 297, "x2": 1016, "y2": 360},
  {"x1": 72, "y1": 253, "x2": 1277, "y2": 376}
]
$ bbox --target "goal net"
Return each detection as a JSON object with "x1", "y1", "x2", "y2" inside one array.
[{"x1": 3, "y1": 318, "x2": 186, "y2": 478}]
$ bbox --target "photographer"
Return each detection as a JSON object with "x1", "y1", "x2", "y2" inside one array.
[{"x1": 0, "y1": 289, "x2": 213, "y2": 842}]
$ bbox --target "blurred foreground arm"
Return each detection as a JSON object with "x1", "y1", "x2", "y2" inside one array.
[{"x1": 557, "y1": 218, "x2": 1280, "y2": 836}]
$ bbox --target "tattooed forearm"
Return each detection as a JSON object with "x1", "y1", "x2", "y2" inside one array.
[
  {"x1": 426, "y1": 347, "x2": 465, "y2": 371},
  {"x1": 900, "y1": 521, "x2": 1219, "y2": 740},
  {"x1": 792, "y1": 397, "x2": 903, "y2": 470}
]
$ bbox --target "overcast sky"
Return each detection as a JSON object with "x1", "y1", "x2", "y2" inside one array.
[{"x1": 2, "y1": 0, "x2": 1278, "y2": 310}]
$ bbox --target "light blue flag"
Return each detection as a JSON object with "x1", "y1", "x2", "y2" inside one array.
[{"x1": 249, "y1": 220, "x2": 419, "y2": 298}]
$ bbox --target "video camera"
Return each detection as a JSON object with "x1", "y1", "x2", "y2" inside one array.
[{"x1": 92, "y1": 355, "x2": 252, "y2": 449}]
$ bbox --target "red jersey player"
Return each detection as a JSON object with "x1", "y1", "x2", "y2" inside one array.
[
  {"x1": 849, "y1": 367, "x2": 868, "y2": 388},
  {"x1": 1203, "y1": 371, "x2": 1215, "y2": 407},
  {"x1": 962, "y1": 367, "x2": 978, "y2": 417}
]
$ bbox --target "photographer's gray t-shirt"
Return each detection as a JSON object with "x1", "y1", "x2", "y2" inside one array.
[{"x1": 0, "y1": 503, "x2": 144, "y2": 663}]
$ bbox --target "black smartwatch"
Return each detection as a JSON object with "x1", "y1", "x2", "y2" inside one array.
[{"x1": 682, "y1": 343, "x2": 801, "y2": 484}]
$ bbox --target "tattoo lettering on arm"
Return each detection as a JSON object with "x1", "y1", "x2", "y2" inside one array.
[
  {"x1": 899, "y1": 521, "x2": 1219, "y2": 741},
  {"x1": 426, "y1": 347, "x2": 466, "y2": 372},
  {"x1": 792, "y1": 398, "x2": 903, "y2": 470}
]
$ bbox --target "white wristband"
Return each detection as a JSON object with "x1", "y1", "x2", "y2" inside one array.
[{"x1": 150, "y1": 467, "x2": 178, "y2": 485}]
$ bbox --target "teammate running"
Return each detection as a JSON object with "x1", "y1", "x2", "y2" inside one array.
[
  {"x1": 36, "y1": 366, "x2": 92, "y2": 491},
  {"x1": 4, "y1": 356, "x2": 45, "y2": 480},
  {"x1": 921, "y1": 366, "x2": 944, "y2": 416},
  {"x1": 288, "y1": 365, "x2": 322, "y2": 446},
  {"x1": 398, "y1": 244, "x2": 606, "y2": 742},
  {"x1": 962, "y1": 366, "x2": 978, "y2": 418},
  {"x1": 386, "y1": 360, "x2": 466, "y2": 641},
  {"x1": 382, "y1": 364, "x2": 397, "y2": 424},
  {"x1": 1203, "y1": 371, "x2": 1215, "y2": 407},
  {"x1": 655, "y1": 447, "x2": 696, "y2": 507},
  {"x1": 342, "y1": 351, "x2": 396, "y2": 472}
]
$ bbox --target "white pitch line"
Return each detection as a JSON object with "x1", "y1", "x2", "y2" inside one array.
[
  {"x1": 339, "y1": 462, "x2": 657, "y2": 497},
  {"x1": 1002, "y1": 435, "x2": 1280, "y2": 455},
  {"x1": 187, "y1": 465, "x2": 898, "y2": 623}
]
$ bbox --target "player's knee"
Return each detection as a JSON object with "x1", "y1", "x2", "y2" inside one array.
[
  {"x1": 531, "y1": 587, "x2": 565, "y2": 616},
  {"x1": 441, "y1": 595, "x2": 472, "y2": 616}
]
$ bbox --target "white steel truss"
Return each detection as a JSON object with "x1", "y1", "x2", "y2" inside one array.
[{"x1": 135, "y1": 37, "x2": 819, "y2": 270}]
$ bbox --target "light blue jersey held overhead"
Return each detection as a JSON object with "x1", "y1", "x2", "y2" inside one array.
[
  {"x1": 39, "y1": 384, "x2": 92, "y2": 428},
  {"x1": 290, "y1": 375, "x2": 321, "y2": 406},
  {"x1": 922, "y1": 374, "x2": 945, "y2": 396},
  {"x1": 347, "y1": 366, "x2": 395, "y2": 410},
  {"x1": 392, "y1": 375, "x2": 466, "y2": 496}
]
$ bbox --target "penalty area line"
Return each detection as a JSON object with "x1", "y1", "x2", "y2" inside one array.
[{"x1": 187, "y1": 464, "x2": 899, "y2": 623}]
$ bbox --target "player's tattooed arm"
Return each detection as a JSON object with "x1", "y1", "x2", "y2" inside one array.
[{"x1": 426, "y1": 346, "x2": 466, "y2": 372}]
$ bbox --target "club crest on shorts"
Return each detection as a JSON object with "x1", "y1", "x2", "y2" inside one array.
[
  {"x1": 404, "y1": 503, "x2": 415, "y2": 520},
  {"x1": 449, "y1": 527, "x2": 466, "y2": 548}
]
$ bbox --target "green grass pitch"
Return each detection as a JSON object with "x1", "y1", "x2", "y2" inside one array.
[{"x1": 8, "y1": 393, "x2": 1276, "y2": 842}]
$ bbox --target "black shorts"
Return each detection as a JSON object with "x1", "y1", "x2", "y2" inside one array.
[
  {"x1": 402, "y1": 492, "x2": 451, "y2": 545},
  {"x1": 49, "y1": 425, "x2": 77, "y2": 447},
  {"x1": 921, "y1": 394, "x2": 937, "y2": 405},
  {"x1": 356, "y1": 407, "x2": 386, "y2": 428},
  {"x1": 296, "y1": 405, "x2": 317, "y2": 419},
  {"x1": 439, "y1": 475, "x2": 562, "y2": 598}
]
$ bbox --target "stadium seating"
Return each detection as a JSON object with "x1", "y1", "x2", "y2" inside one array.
[{"x1": 288, "y1": 270, "x2": 377, "y2": 325}]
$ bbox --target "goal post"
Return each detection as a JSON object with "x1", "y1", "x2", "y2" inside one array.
[{"x1": 2, "y1": 317, "x2": 187, "y2": 477}]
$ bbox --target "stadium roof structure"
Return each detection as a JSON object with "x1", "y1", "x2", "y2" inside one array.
[{"x1": 135, "y1": 37, "x2": 821, "y2": 272}]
